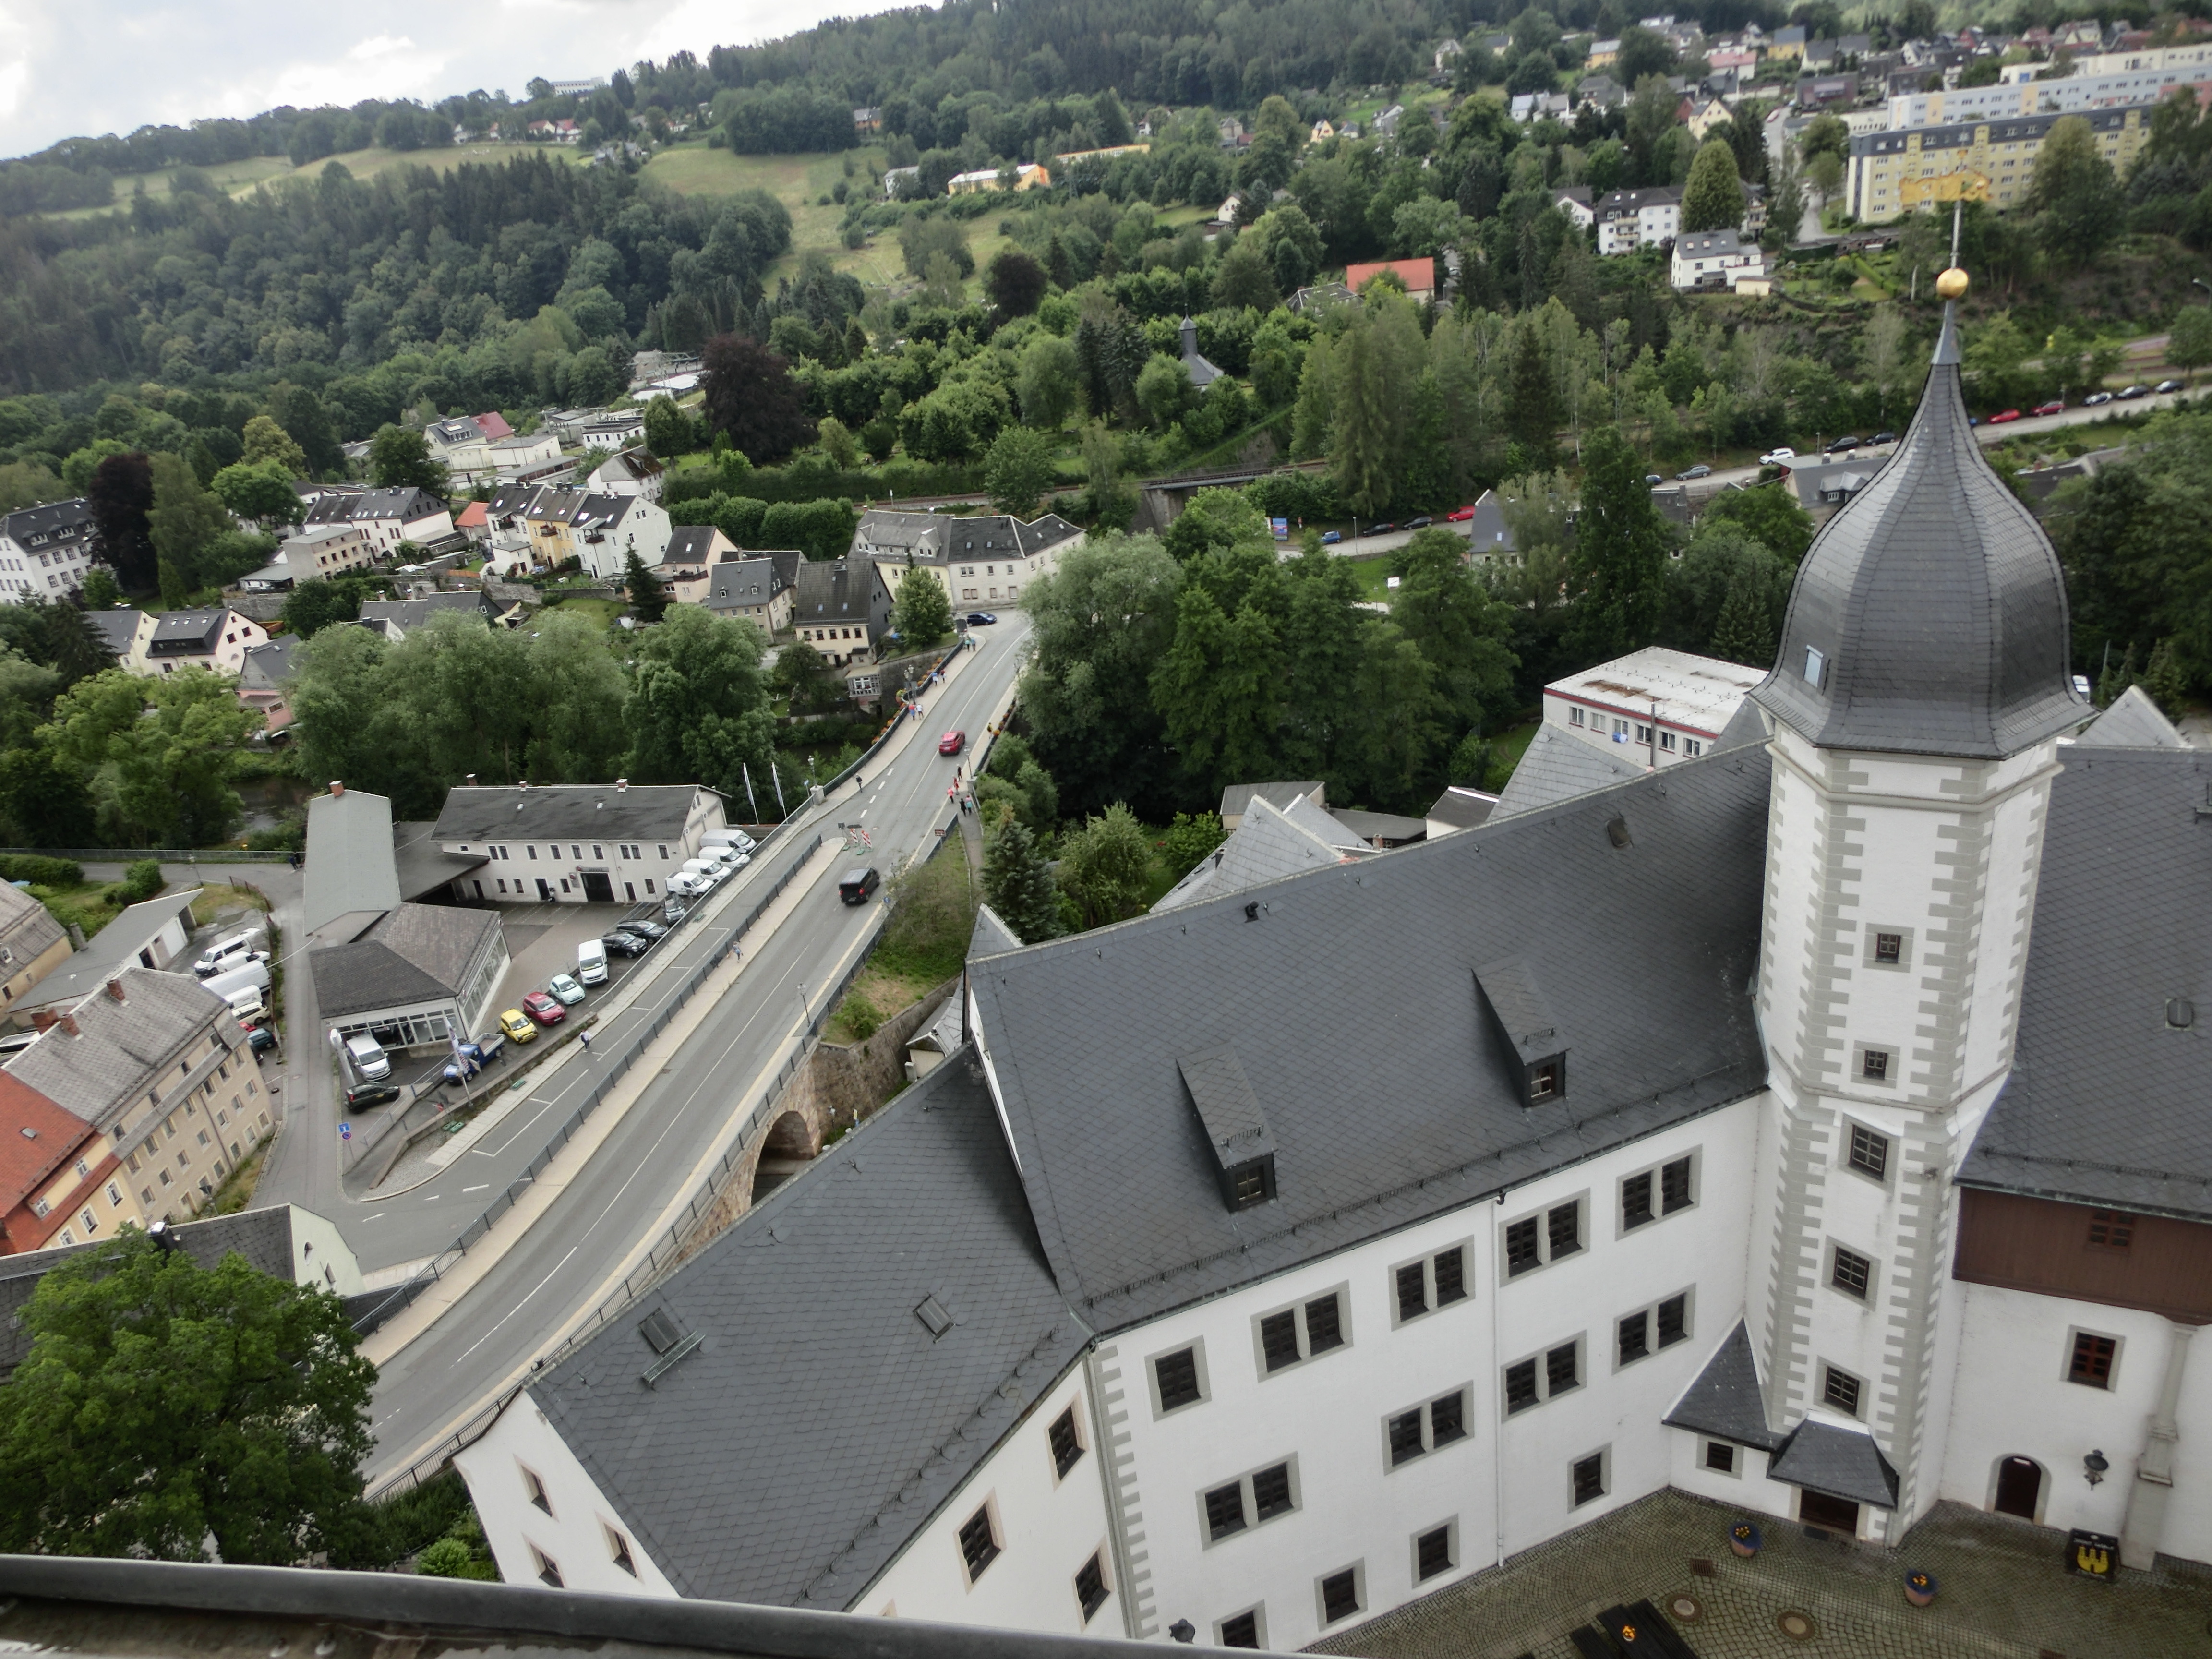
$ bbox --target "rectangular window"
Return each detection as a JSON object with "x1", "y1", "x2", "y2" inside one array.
[
  {"x1": 1206, "y1": 1481, "x2": 1248, "y2": 1539},
  {"x1": 1656, "y1": 1293, "x2": 1688, "y2": 1348},
  {"x1": 1547, "y1": 1202, "x2": 1581, "y2": 1260},
  {"x1": 1396, "y1": 1262, "x2": 1428, "y2": 1320},
  {"x1": 1251, "y1": 1462, "x2": 1293, "y2": 1521},
  {"x1": 1389, "y1": 1409, "x2": 1426, "y2": 1466},
  {"x1": 1155, "y1": 1347, "x2": 1202, "y2": 1412},
  {"x1": 1659, "y1": 731, "x2": 1677, "y2": 752},
  {"x1": 1429, "y1": 1390, "x2": 1466, "y2": 1447},
  {"x1": 2088, "y1": 1211, "x2": 2133, "y2": 1250},
  {"x1": 1874, "y1": 931, "x2": 1903, "y2": 963},
  {"x1": 1049, "y1": 1406, "x2": 1084, "y2": 1477},
  {"x1": 1075, "y1": 1551, "x2": 1109, "y2": 1622},
  {"x1": 1848, "y1": 1125, "x2": 1889, "y2": 1180},
  {"x1": 1434, "y1": 1246, "x2": 1467, "y2": 1305},
  {"x1": 1219, "y1": 1611, "x2": 1260, "y2": 1649},
  {"x1": 1416, "y1": 1524, "x2": 1454, "y2": 1581},
  {"x1": 608, "y1": 1527, "x2": 637, "y2": 1576},
  {"x1": 1832, "y1": 1246, "x2": 1873, "y2": 1299},
  {"x1": 1622, "y1": 1171, "x2": 1654, "y2": 1228},
  {"x1": 1506, "y1": 1216, "x2": 1541, "y2": 1275},
  {"x1": 2069, "y1": 1332, "x2": 2117, "y2": 1388},
  {"x1": 1261, "y1": 1310, "x2": 1301, "y2": 1372},
  {"x1": 1684, "y1": 739, "x2": 1703, "y2": 757},
  {"x1": 1862, "y1": 1048, "x2": 1890, "y2": 1082},
  {"x1": 1705, "y1": 1441, "x2": 1736, "y2": 1474},
  {"x1": 532, "y1": 1548, "x2": 563, "y2": 1588},
  {"x1": 1824, "y1": 1366, "x2": 1863, "y2": 1416},
  {"x1": 1320, "y1": 1567, "x2": 1360, "y2": 1624},
  {"x1": 958, "y1": 1505, "x2": 1000, "y2": 1579},
  {"x1": 1529, "y1": 1059, "x2": 1561, "y2": 1101},
  {"x1": 1660, "y1": 1156, "x2": 1693, "y2": 1214},
  {"x1": 1546, "y1": 1340, "x2": 1580, "y2": 1396},
  {"x1": 1619, "y1": 1310, "x2": 1649, "y2": 1365},
  {"x1": 1505, "y1": 1358, "x2": 1539, "y2": 1413},
  {"x1": 1572, "y1": 1451, "x2": 1607, "y2": 1507},
  {"x1": 522, "y1": 1467, "x2": 552, "y2": 1515},
  {"x1": 1305, "y1": 1292, "x2": 1344, "y2": 1353},
  {"x1": 1570, "y1": 707, "x2": 1585, "y2": 726}
]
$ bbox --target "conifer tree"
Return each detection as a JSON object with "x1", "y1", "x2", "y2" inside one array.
[{"x1": 984, "y1": 811, "x2": 1063, "y2": 943}]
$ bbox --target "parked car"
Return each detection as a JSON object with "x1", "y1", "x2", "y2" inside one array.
[
  {"x1": 2083, "y1": 390, "x2": 2114, "y2": 406},
  {"x1": 1986, "y1": 409, "x2": 2021, "y2": 424},
  {"x1": 964, "y1": 612, "x2": 998, "y2": 625},
  {"x1": 2156, "y1": 378, "x2": 2185, "y2": 394},
  {"x1": 2118, "y1": 384, "x2": 2151, "y2": 400},
  {"x1": 2032, "y1": 401, "x2": 2065, "y2": 417},
  {"x1": 621, "y1": 918, "x2": 669, "y2": 941},
  {"x1": 938, "y1": 729, "x2": 967, "y2": 757},
  {"x1": 1405, "y1": 515, "x2": 1433, "y2": 529},
  {"x1": 1675, "y1": 464, "x2": 1711, "y2": 480},
  {"x1": 499, "y1": 1007, "x2": 537, "y2": 1044},
  {"x1": 344, "y1": 1032, "x2": 391, "y2": 1081},
  {"x1": 1826, "y1": 435, "x2": 1861, "y2": 453},
  {"x1": 345, "y1": 1082, "x2": 402, "y2": 1110},
  {"x1": 1759, "y1": 446, "x2": 1796, "y2": 464},
  {"x1": 194, "y1": 929, "x2": 266, "y2": 978},
  {"x1": 662, "y1": 896, "x2": 688, "y2": 923},
  {"x1": 601, "y1": 930, "x2": 648, "y2": 957},
  {"x1": 1320, "y1": 530, "x2": 1342, "y2": 545},
  {"x1": 839, "y1": 866, "x2": 882, "y2": 905},
  {"x1": 1368, "y1": 521, "x2": 1397, "y2": 535},
  {"x1": 1870, "y1": 431, "x2": 1897, "y2": 445},
  {"x1": 525, "y1": 991, "x2": 566, "y2": 1026},
  {"x1": 1445, "y1": 504, "x2": 1478, "y2": 522},
  {"x1": 243, "y1": 1024, "x2": 277, "y2": 1055},
  {"x1": 1644, "y1": 473, "x2": 1663, "y2": 485},
  {"x1": 576, "y1": 938, "x2": 607, "y2": 986},
  {"x1": 547, "y1": 973, "x2": 586, "y2": 1006}
]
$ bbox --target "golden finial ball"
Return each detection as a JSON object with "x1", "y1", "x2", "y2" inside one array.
[{"x1": 1936, "y1": 266, "x2": 1970, "y2": 300}]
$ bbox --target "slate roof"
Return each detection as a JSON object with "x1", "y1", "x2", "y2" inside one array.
[
  {"x1": 86, "y1": 609, "x2": 141, "y2": 660},
  {"x1": 1492, "y1": 725, "x2": 1645, "y2": 819},
  {"x1": 1959, "y1": 747, "x2": 2212, "y2": 1221},
  {"x1": 1330, "y1": 806, "x2": 1429, "y2": 846},
  {"x1": 0, "y1": 498, "x2": 92, "y2": 546},
  {"x1": 2075, "y1": 684, "x2": 2187, "y2": 749},
  {"x1": 237, "y1": 638, "x2": 295, "y2": 690},
  {"x1": 144, "y1": 608, "x2": 231, "y2": 655},
  {"x1": 1767, "y1": 1417, "x2": 1901, "y2": 1509},
  {"x1": 303, "y1": 789, "x2": 403, "y2": 937},
  {"x1": 1427, "y1": 786, "x2": 1500, "y2": 830},
  {"x1": 1153, "y1": 796, "x2": 1368, "y2": 914},
  {"x1": 1714, "y1": 696, "x2": 1768, "y2": 752},
  {"x1": 433, "y1": 783, "x2": 708, "y2": 844},
  {"x1": 703, "y1": 556, "x2": 788, "y2": 614},
  {"x1": 664, "y1": 527, "x2": 734, "y2": 565},
  {"x1": 310, "y1": 903, "x2": 498, "y2": 1020},
  {"x1": 1662, "y1": 1320, "x2": 1780, "y2": 1450},
  {"x1": 5, "y1": 966, "x2": 236, "y2": 1130},
  {"x1": 1752, "y1": 303, "x2": 2084, "y2": 759},
  {"x1": 11, "y1": 890, "x2": 199, "y2": 1015},
  {"x1": 968, "y1": 744, "x2": 1773, "y2": 1332},
  {"x1": 357, "y1": 592, "x2": 493, "y2": 637},
  {"x1": 1217, "y1": 780, "x2": 1323, "y2": 822},
  {"x1": 0, "y1": 878, "x2": 67, "y2": 978},
  {"x1": 528, "y1": 1054, "x2": 1084, "y2": 1608},
  {"x1": 792, "y1": 559, "x2": 887, "y2": 636},
  {"x1": 971, "y1": 905, "x2": 1022, "y2": 959}
]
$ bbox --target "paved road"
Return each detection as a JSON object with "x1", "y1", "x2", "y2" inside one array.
[{"x1": 359, "y1": 613, "x2": 1032, "y2": 1480}]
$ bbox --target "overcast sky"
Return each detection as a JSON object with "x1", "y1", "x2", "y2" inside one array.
[{"x1": 0, "y1": 0, "x2": 897, "y2": 158}]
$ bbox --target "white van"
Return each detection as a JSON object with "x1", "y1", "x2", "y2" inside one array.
[
  {"x1": 224, "y1": 986, "x2": 264, "y2": 1022},
  {"x1": 576, "y1": 938, "x2": 608, "y2": 986},
  {"x1": 345, "y1": 1033, "x2": 391, "y2": 1081},
  {"x1": 201, "y1": 959, "x2": 271, "y2": 1000},
  {"x1": 667, "y1": 871, "x2": 707, "y2": 899},
  {"x1": 702, "y1": 829, "x2": 756, "y2": 858},
  {"x1": 678, "y1": 857, "x2": 720, "y2": 887},
  {"x1": 194, "y1": 928, "x2": 266, "y2": 978}
]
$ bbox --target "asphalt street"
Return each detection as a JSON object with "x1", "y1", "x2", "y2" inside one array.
[{"x1": 358, "y1": 612, "x2": 1032, "y2": 1481}]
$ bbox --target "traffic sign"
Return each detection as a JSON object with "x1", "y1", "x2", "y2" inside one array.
[{"x1": 339, "y1": 1122, "x2": 351, "y2": 1141}]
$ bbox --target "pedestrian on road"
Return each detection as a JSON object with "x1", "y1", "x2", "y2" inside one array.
[{"x1": 579, "y1": 1029, "x2": 593, "y2": 1054}]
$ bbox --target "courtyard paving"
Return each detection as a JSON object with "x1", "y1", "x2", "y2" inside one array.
[{"x1": 1311, "y1": 1490, "x2": 2212, "y2": 1659}]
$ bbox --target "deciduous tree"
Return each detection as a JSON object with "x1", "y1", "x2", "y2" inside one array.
[
  {"x1": 983, "y1": 248, "x2": 1049, "y2": 317},
  {"x1": 0, "y1": 1230, "x2": 375, "y2": 1563},
  {"x1": 983, "y1": 426, "x2": 1057, "y2": 517},
  {"x1": 367, "y1": 427, "x2": 447, "y2": 497},
  {"x1": 891, "y1": 565, "x2": 953, "y2": 646},
  {"x1": 699, "y1": 335, "x2": 817, "y2": 465},
  {"x1": 625, "y1": 604, "x2": 776, "y2": 796},
  {"x1": 86, "y1": 452, "x2": 156, "y2": 593}
]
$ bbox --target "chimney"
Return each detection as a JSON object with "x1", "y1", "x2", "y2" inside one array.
[
  {"x1": 105, "y1": 979, "x2": 125, "y2": 1004},
  {"x1": 31, "y1": 1010, "x2": 56, "y2": 1032},
  {"x1": 58, "y1": 1013, "x2": 78, "y2": 1037},
  {"x1": 329, "y1": 780, "x2": 345, "y2": 797}
]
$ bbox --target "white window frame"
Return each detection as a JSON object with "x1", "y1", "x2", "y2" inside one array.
[{"x1": 2063, "y1": 1325, "x2": 2124, "y2": 1390}]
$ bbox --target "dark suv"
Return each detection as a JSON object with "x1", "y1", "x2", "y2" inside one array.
[{"x1": 838, "y1": 866, "x2": 882, "y2": 905}]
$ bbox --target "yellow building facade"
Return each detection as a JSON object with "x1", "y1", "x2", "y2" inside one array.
[{"x1": 1846, "y1": 102, "x2": 2155, "y2": 223}]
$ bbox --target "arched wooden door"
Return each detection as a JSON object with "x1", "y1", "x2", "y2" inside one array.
[{"x1": 1995, "y1": 1456, "x2": 2043, "y2": 1519}]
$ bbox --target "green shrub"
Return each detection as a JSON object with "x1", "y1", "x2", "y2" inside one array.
[
  {"x1": 0, "y1": 855, "x2": 82, "y2": 886},
  {"x1": 416, "y1": 1538, "x2": 477, "y2": 1577},
  {"x1": 840, "y1": 988, "x2": 882, "y2": 1042},
  {"x1": 120, "y1": 860, "x2": 164, "y2": 903}
]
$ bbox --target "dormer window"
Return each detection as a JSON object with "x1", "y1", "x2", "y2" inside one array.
[
  {"x1": 1180, "y1": 1046, "x2": 1278, "y2": 1214},
  {"x1": 1476, "y1": 959, "x2": 1569, "y2": 1108},
  {"x1": 1803, "y1": 645, "x2": 1827, "y2": 687}
]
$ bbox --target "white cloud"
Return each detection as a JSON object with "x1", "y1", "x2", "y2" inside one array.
[{"x1": 0, "y1": 0, "x2": 906, "y2": 157}]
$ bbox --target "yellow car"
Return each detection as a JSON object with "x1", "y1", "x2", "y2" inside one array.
[{"x1": 499, "y1": 1007, "x2": 537, "y2": 1044}]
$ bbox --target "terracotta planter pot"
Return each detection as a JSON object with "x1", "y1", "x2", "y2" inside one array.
[
  {"x1": 1730, "y1": 1521, "x2": 1762, "y2": 1558},
  {"x1": 1904, "y1": 1571, "x2": 1937, "y2": 1608}
]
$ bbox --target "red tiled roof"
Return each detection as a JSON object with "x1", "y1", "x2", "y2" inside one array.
[
  {"x1": 0, "y1": 1071, "x2": 100, "y2": 1251},
  {"x1": 474, "y1": 411, "x2": 515, "y2": 442},
  {"x1": 455, "y1": 501, "x2": 490, "y2": 529},
  {"x1": 1343, "y1": 258, "x2": 1438, "y2": 295}
]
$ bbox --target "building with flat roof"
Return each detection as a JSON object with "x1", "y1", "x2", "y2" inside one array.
[
  {"x1": 1848, "y1": 100, "x2": 2159, "y2": 221},
  {"x1": 1542, "y1": 646, "x2": 1766, "y2": 767}
]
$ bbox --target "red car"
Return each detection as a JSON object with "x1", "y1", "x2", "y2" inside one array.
[
  {"x1": 1445, "y1": 504, "x2": 1478, "y2": 522},
  {"x1": 938, "y1": 729, "x2": 967, "y2": 757},
  {"x1": 2032, "y1": 400, "x2": 2065, "y2": 417},
  {"x1": 521, "y1": 990, "x2": 565, "y2": 1026},
  {"x1": 1986, "y1": 409, "x2": 2022, "y2": 424}
]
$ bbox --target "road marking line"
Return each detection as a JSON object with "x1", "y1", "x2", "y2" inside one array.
[
  {"x1": 462, "y1": 1184, "x2": 489, "y2": 1193},
  {"x1": 450, "y1": 1244, "x2": 581, "y2": 1367}
]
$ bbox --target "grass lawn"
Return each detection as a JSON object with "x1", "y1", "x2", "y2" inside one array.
[
  {"x1": 644, "y1": 142, "x2": 908, "y2": 286},
  {"x1": 826, "y1": 841, "x2": 974, "y2": 1043},
  {"x1": 544, "y1": 595, "x2": 630, "y2": 631},
  {"x1": 205, "y1": 1134, "x2": 272, "y2": 1217},
  {"x1": 1488, "y1": 719, "x2": 1540, "y2": 785},
  {"x1": 191, "y1": 882, "x2": 271, "y2": 929},
  {"x1": 1341, "y1": 555, "x2": 1402, "y2": 603}
]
